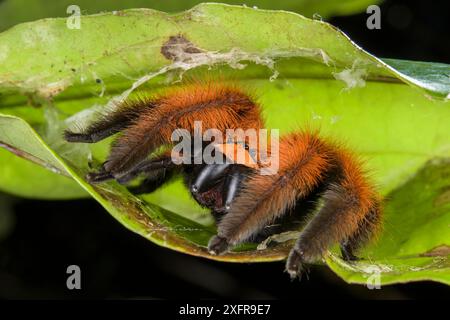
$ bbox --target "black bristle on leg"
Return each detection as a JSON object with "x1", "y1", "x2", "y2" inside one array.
[
  {"x1": 64, "y1": 131, "x2": 95, "y2": 143},
  {"x1": 208, "y1": 235, "x2": 229, "y2": 255},
  {"x1": 64, "y1": 120, "x2": 128, "y2": 144},
  {"x1": 339, "y1": 204, "x2": 382, "y2": 262},
  {"x1": 285, "y1": 250, "x2": 310, "y2": 281},
  {"x1": 63, "y1": 100, "x2": 156, "y2": 144},
  {"x1": 127, "y1": 169, "x2": 175, "y2": 195},
  {"x1": 115, "y1": 156, "x2": 175, "y2": 184},
  {"x1": 340, "y1": 242, "x2": 360, "y2": 262},
  {"x1": 286, "y1": 249, "x2": 306, "y2": 280},
  {"x1": 285, "y1": 183, "x2": 359, "y2": 279},
  {"x1": 86, "y1": 170, "x2": 113, "y2": 183}
]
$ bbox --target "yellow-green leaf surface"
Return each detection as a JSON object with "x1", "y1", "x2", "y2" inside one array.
[
  {"x1": 0, "y1": 4, "x2": 449, "y2": 285},
  {"x1": 0, "y1": 0, "x2": 382, "y2": 31}
]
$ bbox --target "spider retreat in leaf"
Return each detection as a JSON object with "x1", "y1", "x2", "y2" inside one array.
[{"x1": 64, "y1": 82, "x2": 383, "y2": 279}]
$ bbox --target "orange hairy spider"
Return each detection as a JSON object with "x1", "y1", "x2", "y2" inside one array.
[{"x1": 64, "y1": 83, "x2": 382, "y2": 279}]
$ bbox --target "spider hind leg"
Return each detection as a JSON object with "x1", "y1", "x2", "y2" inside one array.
[
  {"x1": 340, "y1": 202, "x2": 382, "y2": 262},
  {"x1": 286, "y1": 154, "x2": 382, "y2": 279}
]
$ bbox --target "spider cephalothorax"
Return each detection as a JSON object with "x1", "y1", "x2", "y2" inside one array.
[{"x1": 64, "y1": 82, "x2": 382, "y2": 279}]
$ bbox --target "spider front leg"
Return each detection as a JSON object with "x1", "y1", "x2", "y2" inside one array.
[
  {"x1": 64, "y1": 101, "x2": 154, "y2": 143},
  {"x1": 119, "y1": 155, "x2": 178, "y2": 194},
  {"x1": 115, "y1": 154, "x2": 175, "y2": 184},
  {"x1": 126, "y1": 166, "x2": 176, "y2": 195},
  {"x1": 86, "y1": 153, "x2": 175, "y2": 188}
]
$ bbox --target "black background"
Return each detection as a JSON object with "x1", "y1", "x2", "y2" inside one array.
[{"x1": 0, "y1": 0, "x2": 449, "y2": 299}]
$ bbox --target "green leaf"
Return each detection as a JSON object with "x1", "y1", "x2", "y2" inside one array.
[
  {"x1": 0, "y1": 147, "x2": 87, "y2": 199},
  {"x1": 327, "y1": 159, "x2": 450, "y2": 286},
  {"x1": 0, "y1": 0, "x2": 382, "y2": 32},
  {"x1": 0, "y1": 4, "x2": 449, "y2": 284}
]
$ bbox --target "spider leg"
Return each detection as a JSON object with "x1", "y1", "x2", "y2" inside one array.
[
  {"x1": 253, "y1": 185, "x2": 326, "y2": 243},
  {"x1": 64, "y1": 101, "x2": 154, "y2": 143},
  {"x1": 205, "y1": 131, "x2": 382, "y2": 279},
  {"x1": 207, "y1": 133, "x2": 335, "y2": 256},
  {"x1": 285, "y1": 158, "x2": 382, "y2": 279},
  {"x1": 85, "y1": 154, "x2": 175, "y2": 184},
  {"x1": 85, "y1": 170, "x2": 113, "y2": 183},
  {"x1": 340, "y1": 203, "x2": 382, "y2": 262},
  {"x1": 66, "y1": 84, "x2": 264, "y2": 187},
  {"x1": 207, "y1": 185, "x2": 326, "y2": 255},
  {"x1": 340, "y1": 240, "x2": 360, "y2": 262},
  {"x1": 115, "y1": 155, "x2": 175, "y2": 184},
  {"x1": 101, "y1": 87, "x2": 263, "y2": 180},
  {"x1": 127, "y1": 168, "x2": 176, "y2": 195},
  {"x1": 124, "y1": 155, "x2": 180, "y2": 194}
]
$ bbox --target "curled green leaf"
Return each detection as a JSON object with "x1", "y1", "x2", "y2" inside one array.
[{"x1": 0, "y1": 4, "x2": 449, "y2": 285}]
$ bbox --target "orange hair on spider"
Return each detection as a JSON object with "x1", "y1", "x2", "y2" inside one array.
[
  {"x1": 103, "y1": 82, "x2": 264, "y2": 177},
  {"x1": 217, "y1": 129, "x2": 382, "y2": 259}
]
